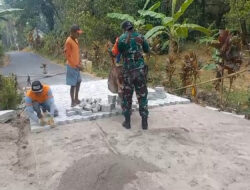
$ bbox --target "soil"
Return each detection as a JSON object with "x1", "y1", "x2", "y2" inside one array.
[{"x1": 1, "y1": 104, "x2": 250, "y2": 190}]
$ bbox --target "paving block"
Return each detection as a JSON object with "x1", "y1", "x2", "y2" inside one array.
[
  {"x1": 72, "y1": 106, "x2": 83, "y2": 113},
  {"x1": 92, "y1": 107, "x2": 99, "y2": 113},
  {"x1": 111, "y1": 103, "x2": 116, "y2": 110},
  {"x1": 84, "y1": 104, "x2": 92, "y2": 111},
  {"x1": 95, "y1": 113, "x2": 104, "y2": 119},
  {"x1": 108, "y1": 95, "x2": 117, "y2": 104},
  {"x1": 89, "y1": 115, "x2": 97, "y2": 121},
  {"x1": 101, "y1": 104, "x2": 112, "y2": 112},
  {"x1": 164, "y1": 102, "x2": 171, "y2": 106},
  {"x1": 66, "y1": 111, "x2": 77, "y2": 117},
  {"x1": 155, "y1": 86, "x2": 165, "y2": 92},
  {"x1": 102, "y1": 112, "x2": 111, "y2": 118},
  {"x1": 148, "y1": 92, "x2": 157, "y2": 100},
  {"x1": 0, "y1": 110, "x2": 17, "y2": 123},
  {"x1": 91, "y1": 103, "x2": 97, "y2": 108},
  {"x1": 80, "y1": 110, "x2": 92, "y2": 116},
  {"x1": 79, "y1": 101, "x2": 87, "y2": 108},
  {"x1": 81, "y1": 117, "x2": 89, "y2": 121},
  {"x1": 73, "y1": 118, "x2": 82, "y2": 122}
]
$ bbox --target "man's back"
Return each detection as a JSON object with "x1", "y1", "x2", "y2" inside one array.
[{"x1": 118, "y1": 31, "x2": 149, "y2": 70}]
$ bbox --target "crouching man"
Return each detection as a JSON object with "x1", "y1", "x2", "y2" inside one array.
[{"x1": 25, "y1": 81, "x2": 58, "y2": 126}]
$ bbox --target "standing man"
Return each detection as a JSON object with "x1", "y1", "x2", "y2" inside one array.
[
  {"x1": 64, "y1": 24, "x2": 83, "y2": 107},
  {"x1": 25, "y1": 81, "x2": 58, "y2": 126},
  {"x1": 117, "y1": 21, "x2": 150, "y2": 130}
]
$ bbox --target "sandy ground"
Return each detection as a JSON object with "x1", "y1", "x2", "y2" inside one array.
[{"x1": 1, "y1": 104, "x2": 250, "y2": 190}]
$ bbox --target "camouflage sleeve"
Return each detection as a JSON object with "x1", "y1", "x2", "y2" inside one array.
[{"x1": 142, "y1": 36, "x2": 150, "y2": 53}]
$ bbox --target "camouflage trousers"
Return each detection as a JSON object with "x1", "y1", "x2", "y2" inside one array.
[{"x1": 122, "y1": 67, "x2": 148, "y2": 118}]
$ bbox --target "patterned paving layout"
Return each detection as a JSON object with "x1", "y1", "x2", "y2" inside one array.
[{"x1": 30, "y1": 80, "x2": 190, "y2": 132}]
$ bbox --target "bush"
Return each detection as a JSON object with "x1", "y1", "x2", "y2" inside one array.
[
  {"x1": 0, "y1": 75, "x2": 22, "y2": 110},
  {"x1": 0, "y1": 42, "x2": 4, "y2": 59}
]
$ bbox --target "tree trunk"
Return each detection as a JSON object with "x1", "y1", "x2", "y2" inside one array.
[{"x1": 169, "y1": 38, "x2": 178, "y2": 54}]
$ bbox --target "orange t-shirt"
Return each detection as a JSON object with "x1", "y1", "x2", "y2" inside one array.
[
  {"x1": 26, "y1": 85, "x2": 52, "y2": 104},
  {"x1": 64, "y1": 37, "x2": 80, "y2": 68},
  {"x1": 112, "y1": 37, "x2": 119, "y2": 56}
]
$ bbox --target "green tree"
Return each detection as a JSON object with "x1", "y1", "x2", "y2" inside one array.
[
  {"x1": 142, "y1": 0, "x2": 211, "y2": 53},
  {"x1": 225, "y1": 0, "x2": 250, "y2": 45}
]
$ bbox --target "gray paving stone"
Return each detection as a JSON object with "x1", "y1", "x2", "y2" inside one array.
[
  {"x1": 72, "y1": 106, "x2": 82, "y2": 112},
  {"x1": 0, "y1": 110, "x2": 17, "y2": 123},
  {"x1": 108, "y1": 95, "x2": 117, "y2": 104},
  {"x1": 66, "y1": 111, "x2": 77, "y2": 117},
  {"x1": 101, "y1": 104, "x2": 112, "y2": 112},
  {"x1": 80, "y1": 110, "x2": 92, "y2": 116}
]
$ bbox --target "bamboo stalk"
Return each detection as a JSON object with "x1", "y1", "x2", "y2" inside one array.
[{"x1": 173, "y1": 68, "x2": 249, "y2": 92}]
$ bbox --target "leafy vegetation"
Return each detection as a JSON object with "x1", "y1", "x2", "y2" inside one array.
[
  {"x1": 0, "y1": 74, "x2": 22, "y2": 110},
  {"x1": 143, "y1": 0, "x2": 211, "y2": 53},
  {"x1": 1, "y1": 0, "x2": 249, "y2": 114}
]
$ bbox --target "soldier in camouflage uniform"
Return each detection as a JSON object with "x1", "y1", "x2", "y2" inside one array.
[{"x1": 118, "y1": 21, "x2": 150, "y2": 130}]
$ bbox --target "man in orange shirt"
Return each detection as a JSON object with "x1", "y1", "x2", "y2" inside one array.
[
  {"x1": 25, "y1": 81, "x2": 58, "y2": 126},
  {"x1": 64, "y1": 24, "x2": 83, "y2": 107}
]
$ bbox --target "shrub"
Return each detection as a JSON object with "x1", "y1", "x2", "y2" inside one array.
[
  {"x1": 0, "y1": 75, "x2": 22, "y2": 110},
  {"x1": 0, "y1": 42, "x2": 4, "y2": 59}
]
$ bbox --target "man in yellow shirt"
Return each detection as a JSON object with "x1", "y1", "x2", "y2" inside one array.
[{"x1": 64, "y1": 24, "x2": 83, "y2": 107}]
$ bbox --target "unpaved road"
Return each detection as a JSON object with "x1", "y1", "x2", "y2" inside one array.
[
  {"x1": 1, "y1": 104, "x2": 250, "y2": 190},
  {"x1": 0, "y1": 51, "x2": 95, "y2": 87}
]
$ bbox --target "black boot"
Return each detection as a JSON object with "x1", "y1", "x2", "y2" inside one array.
[
  {"x1": 122, "y1": 116, "x2": 131, "y2": 129},
  {"x1": 142, "y1": 116, "x2": 148, "y2": 130}
]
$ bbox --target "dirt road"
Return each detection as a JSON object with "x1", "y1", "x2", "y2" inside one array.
[{"x1": 1, "y1": 104, "x2": 250, "y2": 190}]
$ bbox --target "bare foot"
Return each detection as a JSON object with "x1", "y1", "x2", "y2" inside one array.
[
  {"x1": 71, "y1": 102, "x2": 77, "y2": 107},
  {"x1": 75, "y1": 99, "x2": 81, "y2": 105}
]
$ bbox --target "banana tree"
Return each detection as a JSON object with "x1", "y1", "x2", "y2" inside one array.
[
  {"x1": 107, "y1": 0, "x2": 161, "y2": 30},
  {"x1": 140, "y1": 0, "x2": 211, "y2": 53},
  {"x1": 0, "y1": 8, "x2": 23, "y2": 21}
]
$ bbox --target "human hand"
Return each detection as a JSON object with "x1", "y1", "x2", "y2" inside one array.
[
  {"x1": 47, "y1": 117, "x2": 55, "y2": 127},
  {"x1": 77, "y1": 63, "x2": 83, "y2": 71},
  {"x1": 39, "y1": 118, "x2": 47, "y2": 126}
]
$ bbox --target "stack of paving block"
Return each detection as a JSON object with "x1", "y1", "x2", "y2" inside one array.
[
  {"x1": 101, "y1": 95, "x2": 117, "y2": 112},
  {"x1": 66, "y1": 98, "x2": 102, "y2": 117},
  {"x1": 80, "y1": 98, "x2": 102, "y2": 113},
  {"x1": 66, "y1": 96, "x2": 119, "y2": 117}
]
